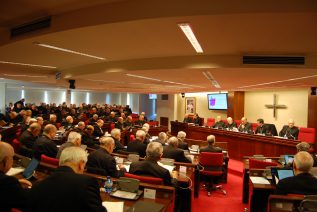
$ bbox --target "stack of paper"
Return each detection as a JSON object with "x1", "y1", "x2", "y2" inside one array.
[
  {"x1": 6, "y1": 167, "x2": 25, "y2": 176},
  {"x1": 102, "y1": 201, "x2": 124, "y2": 212},
  {"x1": 250, "y1": 176, "x2": 270, "y2": 185}
]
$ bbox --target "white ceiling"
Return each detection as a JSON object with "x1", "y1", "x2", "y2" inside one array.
[{"x1": 0, "y1": 0, "x2": 316, "y2": 93}]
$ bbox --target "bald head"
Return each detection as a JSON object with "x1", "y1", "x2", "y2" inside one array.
[
  {"x1": 294, "y1": 151, "x2": 314, "y2": 174},
  {"x1": 0, "y1": 142, "x2": 14, "y2": 173}
]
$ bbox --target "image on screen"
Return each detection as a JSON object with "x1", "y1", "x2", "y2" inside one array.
[
  {"x1": 149, "y1": 94, "x2": 157, "y2": 99},
  {"x1": 284, "y1": 155, "x2": 294, "y2": 164},
  {"x1": 22, "y1": 157, "x2": 40, "y2": 179},
  {"x1": 277, "y1": 169, "x2": 294, "y2": 180},
  {"x1": 207, "y1": 93, "x2": 228, "y2": 110}
]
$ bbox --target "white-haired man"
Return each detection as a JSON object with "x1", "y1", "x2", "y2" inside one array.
[
  {"x1": 275, "y1": 151, "x2": 317, "y2": 195},
  {"x1": 129, "y1": 142, "x2": 176, "y2": 186},
  {"x1": 127, "y1": 130, "x2": 147, "y2": 157},
  {"x1": 56, "y1": 132, "x2": 82, "y2": 159},
  {"x1": 177, "y1": 131, "x2": 188, "y2": 150},
  {"x1": 87, "y1": 137, "x2": 126, "y2": 178},
  {"x1": 163, "y1": 137, "x2": 191, "y2": 163},
  {"x1": 111, "y1": 128, "x2": 125, "y2": 152},
  {"x1": 279, "y1": 119, "x2": 299, "y2": 140},
  {"x1": 0, "y1": 142, "x2": 32, "y2": 211},
  {"x1": 28, "y1": 147, "x2": 106, "y2": 212},
  {"x1": 226, "y1": 117, "x2": 237, "y2": 130},
  {"x1": 238, "y1": 117, "x2": 253, "y2": 134}
]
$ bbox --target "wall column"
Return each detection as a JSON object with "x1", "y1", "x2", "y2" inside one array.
[
  {"x1": 66, "y1": 90, "x2": 71, "y2": 105},
  {"x1": 308, "y1": 93, "x2": 317, "y2": 142},
  {"x1": 227, "y1": 91, "x2": 244, "y2": 120},
  {"x1": 0, "y1": 83, "x2": 7, "y2": 114}
]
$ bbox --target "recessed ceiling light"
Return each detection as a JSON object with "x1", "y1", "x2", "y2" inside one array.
[
  {"x1": 105, "y1": 69, "x2": 124, "y2": 73},
  {"x1": 64, "y1": 74, "x2": 72, "y2": 79},
  {"x1": 126, "y1": 74, "x2": 162, "y2": 82},
  {"x1": 178, "y1": 23, "x2": 203, "y2": 53},
  {"x1": 0, "y1": 61, "x2": 56, "y2": 69},
  {"x1": 34, "y1": 42, "x2": 106, "y2": 60}
]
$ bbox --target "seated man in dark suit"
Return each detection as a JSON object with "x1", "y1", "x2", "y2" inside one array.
[
  {"x1": 183, "y1": 114, "x2": 192, "y2": 123},
  {"x1": 0, "y1": 142, "x2": 32, "y2": 212},
  {"x1": 200, "y1": 135, "x2": 222, "y2": 153},
  {"x1": 176, "y1": 131, "x2": 188, "y2": 150},
  {"x1": 89, "y1": 114, "x2": 99, "y2": 125},
  {"x1": 43, "y1": 114, "x2": 58, "y2": 128},
  {"x1": 129, "y1": 142, "x2": 177, "y2": 186},
  {"x1": 115, "y1": 117, "x2": 124, "y2": 131},
  {"x1": 226, "y1": 117, "x2": 237, "y2": 130},
  {"x1": 296, "y1": 142, "x2": 317, "y2": 167},
  {"x1": 163, "y1": 137, "x2": 191, "y2": 163},
  {"x1": 28, "y1": 147, "x2": 106, "y2": 212},
  {"x1": 56, "y1": 131, "x2": 82, "y2": 159},
  {"x1": 153, "y1": 132, "x2": 168, "y2": 145},
  {"x1": 20, "y1": 123, "x2": 41, "y2": 149},
  {"x1": 127, "y1": 130, "x2": 147, "y2": 157},
  {"x1": 279, "y1": 119, "x2": 299, "y2": 140},
  {"x1": 87, "y1": 137, "x2": 126, "y2": 178},
  {"x1": 61, "y1": 115, "x2": 74, "y2": 131},
  {"x1": 123, "y1": 116, "x2": 134, "y2": 129},
  {"x1": 81, "y1": 125, "x2": 100, "y2": 149},
  {"x1": 213, "y1": 116, "x2": 226, "y2": 129},
  {"x1": 33, "y1": 124, "x2": 59, "y2": 160},
  {"x1": 107, "y1": 112, "x2": 117, "y2": 123},
  {"x1": 238, "y1": 117, "x2": 253, "y2": 134},
  {"x1": 275, "y1": 151, "x2": 317, "y2": 195},
  {"x1": 193, "y1": 113, "x2": 202, "y2": 126},
  {"x1": 254, "y1": 118, "x2": 270, "y2": 135},
  {"x1": 93, "y1": 119, "x2": 104, "y2": 138},
  {"x1": 110, "y1": 128, "x2": 125, "y2": 152},
  {"x1": 134, "y1": 115, "x2": 146, "y2": 127}
]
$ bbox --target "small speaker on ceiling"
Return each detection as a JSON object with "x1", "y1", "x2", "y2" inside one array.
[{"x1": 68, "y1": 79, "x2": 75, "y2": 89}]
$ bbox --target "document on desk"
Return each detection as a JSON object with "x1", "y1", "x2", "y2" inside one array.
[
  {"x1": 111, "y1": 190, "x2": 137, "y2": 199},
  {"x1": 102, "y1": 201, "x2": 124, "y2": 212},
  {"x1": 6, "y1": 167, "x2": 25, "y2": 176},
  {"x1": 157, "y1": 162, "x2": 175, "y2": 173},
  {"x1": 123, "y1": 164, "x2": 130, "y2": 172},
  {"x1": 250, "y1": 176, "x2": 270, "y2": 185}
]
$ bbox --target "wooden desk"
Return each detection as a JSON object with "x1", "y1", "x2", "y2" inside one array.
[
  {"x1": 171, "y1": 121, "x2": 298, "y2": 160},
  {"x1": 0, "y1": 126, "x2": 19, "y2": 142}
]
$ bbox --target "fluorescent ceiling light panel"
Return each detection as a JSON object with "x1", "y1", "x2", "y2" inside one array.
[
  {"x1": 178, "y1": 23, "x2": 203, "y2": 53},
  {"x1": 202, "y1": 71, "x2": 221, "y2": 88},
  {"x1": 126, "y1": 74, "x2": 162, "y2": 82},
  {"x1": 34, "y1": 42, "x2": 106, "y2": 60},
  {"x1": 3, "y1": 74, "x2": 48, "y2": 78},
  {"x1": 0, "y1": 61, "x2": 56, "y2": 69}
]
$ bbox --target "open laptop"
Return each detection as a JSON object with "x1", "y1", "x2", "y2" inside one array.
[
  {"x1": 110, "y1": 177, "x2": 143, "y2": 200},
  {"x1": 22, "y1": 158, "x2": 40, "y2": 180},
  {"x1": 271, "y1": 167, "x2": 294, "y2": 185}
]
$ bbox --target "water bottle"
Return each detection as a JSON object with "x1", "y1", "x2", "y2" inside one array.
[{"x1": 104, "y1": 176, "x2": 113, "y2": 193}]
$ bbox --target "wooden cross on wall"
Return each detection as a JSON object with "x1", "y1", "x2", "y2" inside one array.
[{"x1": 265, "y1": 94, "x2": 287, "y2": 118}]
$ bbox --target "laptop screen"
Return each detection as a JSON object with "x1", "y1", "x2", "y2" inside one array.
[
  {"x1": 277, "y1": 169, "x2": 294, "y2": 180},
  {"x1": 22, "y1": 158, "x2": 40, "y2": 179},
  {"x1": 284, "y1": 155, "x2": 294, "y2": 164}
]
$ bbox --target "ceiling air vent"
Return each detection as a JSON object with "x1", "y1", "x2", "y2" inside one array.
[
  {"x1": 11, "y1": 17, "x2": 51, "y2": 38},
  {"x1": 243, "y1": 55, "x2": 305, "y2": 65}
]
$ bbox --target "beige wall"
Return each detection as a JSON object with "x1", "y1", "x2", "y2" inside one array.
[
  {"x1": 175, "y1": 92, "x2": 227, "y2": 124},
  {"x1": 244, "y1": 88, "x2": 309, "y2": 132}
]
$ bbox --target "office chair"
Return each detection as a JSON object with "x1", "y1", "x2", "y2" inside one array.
[
  {"x1": 249, "y1": 158, "x2": 278, "y2": 169},
  {"x1": 41, "y1": 154, "x2": 59, "y2": 166},
  {"x1": 298, "y1": 195, "x2": 317, "y2": 212},
  {"x1": 199, "y1": 152, "x2": 226, "y2": 196}
]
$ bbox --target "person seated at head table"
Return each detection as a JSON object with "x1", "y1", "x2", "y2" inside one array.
[
  {"x1": 115, "y1": 117, "x2": 124, "y2": 131},
  {"x1": 226, "y1": 117, "x2": 237, "y2": 130},
  {"x1": 123, "y1": 115, "x2": 134, "y2": 129},
  {"x1": 163, "y1": 137, "x2": 191, "y2": 163},
  {"x1": 193, "y1": 113, "x2": 202, "y2": 126},
  {"x1": 127, "y1": 130, "x2": 147, "y2": 158},
  {"x1": 20, "y1": 123, "x2": 41, "y2": 151},
  {"x1": 33, "y1": 124, "x2": 58, "y2": 160},
  {"x1": 176, "y1": 131, "x2": 188, "y2": 150},
  {"x1": 212, "y1": 116, "x2": 226, "y2": 129},
  {"x1": 279, "y1": 119, "x2": 299, "y2": 140},
  {"x1": 0, "y1": 142, "x2": 32, "y2": 212},
  {"x1": 200, "y1": 135, "x2": 222, "y2": 153},
  {"x1": 238, "y1": 117, "x2": 253, "y2": 134},
  {"x1": 56, "y1": 132, "x2": 82, "y2": 159},
  {"x1": 92, "y1": 119, "x2": 104, "y2": 138},
  {"x1": 61, "y1": 115, "x2": 74, "y2": 131},
  {"x1": 28, "y1": 147, "x2": 107, "y2": 212},
  {"x1": 81, "y1": 125, "x2": 100, "y2": 149},
  {"x1": 296, "y1": 142, "x2": 317, "y2": 167},
  {"x1": 183, "y1": 114, "x2": 192, "y2": 123},
  {"x1": 110, "y1": 128, "x2": 125, "y2": 153},
  {"x1": 254, "y1": 118, "x2": 270, "y2": 135},
  {"x1": 153, "y1": 132, "x2": 168, "y2": 145},
  {"x1": 275, "y1": 151, "x2": 317, "y2": 195},
  {"x1": 87, "y1": 136, "x2": 126, "y2": 178},
  {"x1": 129, "y1": 142, "x2": 177, "y2": 186},
  {"x1": 134, "y1": 115, "x2": 146, "y2": 126}
]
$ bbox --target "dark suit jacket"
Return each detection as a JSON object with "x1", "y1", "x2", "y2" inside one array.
[
  {"x1": 193, "y1": 117, "x2": 201, "y2": 126},
  {"x1": 200, "y1": 145, "x2": 222, "y2": 153},
  {"x1": 177, "y1": 140, "x2": 189, "y2": 150},
  {"x1": 183, "y1": 117, "x2": 192, "y2": 123},
  {"x1": 27, "y1": 166, "x2": 106, "y2": 212},
  {"x1": 81, "y1": 132, "x2": 100, "y2": 149},
  {"x1": 279, "y1": 125, "x2": 299, "y2": 140},
  {"x1": 275, "y1": 172, "x2": 317, "y2": 195},
  {"x1": 0, "y1": 171, "x2": 28, "y2": 212},
  {"x1": 213, "y1": 121, "x2": 226, "y2": 129},
  {"x1": 20, "y1": 130, "x2": 37, "y2": 149},
  {"x1": 127, "y1": 139, "x2": 147, "y2": 158},
  {"x1": 238, "y1": 122, "x2": 253, "y2": 134},
  {"x1": 163, "y1": 145, "x2": 191, "y2": 163},
  {"x1": 33, "y1": 135, "x2": 58, "y2": 160},
  {"x1": 226, "y1": 122, "x2": 237, "y2": 130},
  {"x1": 86, "y1": 148, "x2": 125, "y2": 178},
  {"x1": 115, "y1": 122, "x2": 123, "y2": 130},
  {"x1": 112, "y1": 136, "x2": 125, "y2": 153},
  {"x1": 255, "y1": 124, "x2": 270, "y2": 134},
  {"x1": 93, "y1": 125, "x2": 104, "y2": 137},
  {"x1": 134, "y1": 120, "x2": 146, "y2": 126},
  {"x1": 123, "y1": 121, "x2": 134, "y2": 128},
  {"x1": 129, "y1": 160, "x2": 173, "y2": 185}
]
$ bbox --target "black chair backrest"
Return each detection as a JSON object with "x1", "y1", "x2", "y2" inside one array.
[{"x1": 298, "y1": 195, "x2": 317, "y2": 212}]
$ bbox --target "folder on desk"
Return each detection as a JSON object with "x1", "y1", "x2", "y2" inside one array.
[{"x1": 127, "y1": 201, "x2": 164, "y2": 212}]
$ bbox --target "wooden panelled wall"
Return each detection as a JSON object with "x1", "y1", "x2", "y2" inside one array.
[
  {"x1": 227, "y1": 91, "x2": 245, "y2": 120},
  {"x1": 308, "y1": 94, "x2": 317, "y2": 142}
]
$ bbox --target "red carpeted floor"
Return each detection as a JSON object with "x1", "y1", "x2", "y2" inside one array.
[{"x1": 192, "y1": 159, "x2": 248, "y2": 212}]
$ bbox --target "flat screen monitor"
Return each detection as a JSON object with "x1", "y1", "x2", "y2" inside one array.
[
  {"x1": 207, "y1": 93, "x2": 228, "y2": 110},
  {"x1": 149, "y1": 94, "x2": 157, "y2": 100}
]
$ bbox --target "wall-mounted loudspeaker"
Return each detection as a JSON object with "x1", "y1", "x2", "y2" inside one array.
[
  {"x1": 69, "y1": 80, "x2": 75, "y2": 89},
  {"x1": 311, "y1": 87, "x2": 317, "y2": 95}
]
